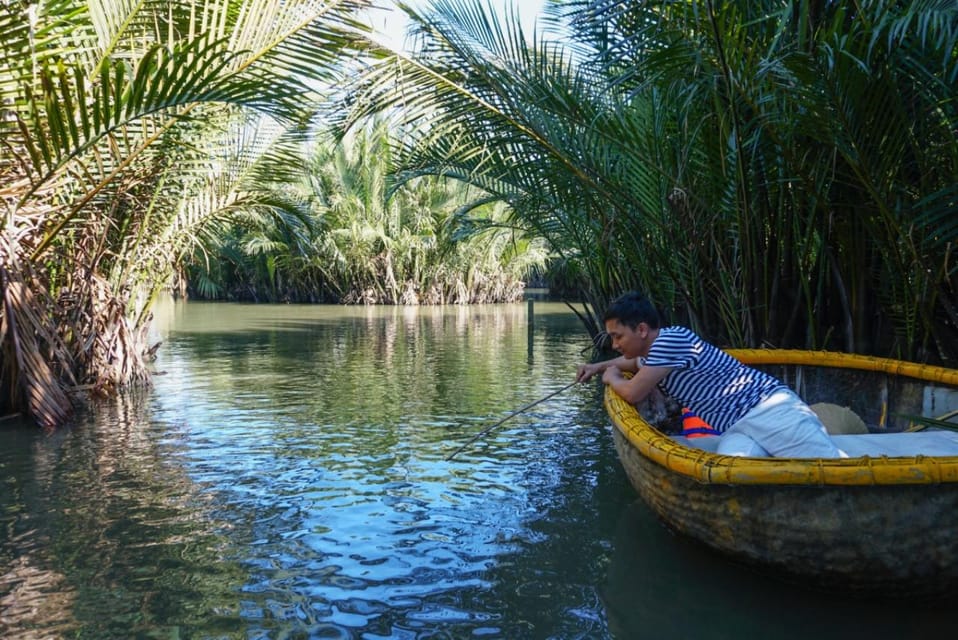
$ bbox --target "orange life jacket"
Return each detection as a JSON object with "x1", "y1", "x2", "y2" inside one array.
[{"x1": 681, "y1": 407, "x2": 720, "y2": 438}]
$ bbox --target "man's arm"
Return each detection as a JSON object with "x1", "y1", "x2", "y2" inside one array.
[
  {"x1": 602, "y1": 364, "x2": 672, "y2": 405},
  {"x1": 576, "y1": 355, "x2": 638, "y2": 383}
]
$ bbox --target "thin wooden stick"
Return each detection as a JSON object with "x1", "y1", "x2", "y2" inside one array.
[{"x1": 445, "y1": 381, "x2": 578, "y2": 460}]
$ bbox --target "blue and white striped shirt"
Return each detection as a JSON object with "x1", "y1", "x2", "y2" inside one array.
[{"x1": 642, "y1": 326, "x2": 785, "y2": 432}]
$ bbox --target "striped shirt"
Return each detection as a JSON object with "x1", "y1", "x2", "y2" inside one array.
[{"x1": 642, "y1": 326, "x2": 785, "y2": 432}]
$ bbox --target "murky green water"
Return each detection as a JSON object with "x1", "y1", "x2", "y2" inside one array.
[{"x1": 2, "y1": 301, "x2": 956, "y2": 639}]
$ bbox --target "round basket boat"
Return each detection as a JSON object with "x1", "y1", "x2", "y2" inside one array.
[{"x1": 604, "y1": 349, "x2": 958, "y2": 598}]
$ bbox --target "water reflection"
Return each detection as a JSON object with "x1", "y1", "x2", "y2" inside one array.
[
  {"x1": 1, "y1": 392, "x2": 246, "y2": 639},
  {"x1": 4, "y1": 301, "x2": 620, "y2": 638},
  {"x1": 604, "y1": 500, "x2": 957, "y2": 640},
  {"x1": 5, "y1": 301, "x2": 957, "y2": 639}
]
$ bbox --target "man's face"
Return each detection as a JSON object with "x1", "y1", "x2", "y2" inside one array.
[{"x1": 604, "y1": 319, "x2": 651, "y2": 359}]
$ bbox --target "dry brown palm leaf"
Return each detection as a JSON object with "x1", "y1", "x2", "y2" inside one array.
[
  {"x1": 0, "y1": 238, "x2": 74, "y2": 428},
  {"x1": 62, "y1": 270, "x2": 151, "y2": 393},
  {"x1": 92, "y1": 291, "x2": 151, "y2": 389}
]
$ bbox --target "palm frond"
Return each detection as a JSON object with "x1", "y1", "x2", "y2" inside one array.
[{"x1": 0, "y1": 0, "x2": 374, "y2": 426}]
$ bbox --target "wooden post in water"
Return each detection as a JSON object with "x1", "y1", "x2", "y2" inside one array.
[{"x1": 527, "y1": 298, "x2": 534, "y2": 361}]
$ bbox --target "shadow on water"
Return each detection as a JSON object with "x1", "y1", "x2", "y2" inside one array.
[{"x1": 603, "y1": 499, "x2": 958, "y2": 640}]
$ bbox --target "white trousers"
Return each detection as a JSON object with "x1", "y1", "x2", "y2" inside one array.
[{"x1": 716, "y1": 389, "x2": 848, "y2": 458}]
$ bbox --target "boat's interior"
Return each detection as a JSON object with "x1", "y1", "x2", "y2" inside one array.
[
  {"x1": 665, "y1": 360, "x2": 958, "y2": 458},
  {"x1": 671, "y1": 430, "x2": 958, "y2": 458},
  {"x1": 630, "y1": 356, "x2": 958, "y2": 458}
]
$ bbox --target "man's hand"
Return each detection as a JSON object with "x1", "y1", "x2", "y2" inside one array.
[
  {"x1": 576, "y1": 362, "x2": 602, "y2": 383},
  {"x1": 602, "y1": 365, "x2": 624, "y2": 385},
  {"x1": 577, "y1": 355, "x2": 640, "y2": 384}
]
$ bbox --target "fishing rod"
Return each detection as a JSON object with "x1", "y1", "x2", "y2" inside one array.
[{"x1": 445, "y1": 380, "x2": 579, "y2": 461}]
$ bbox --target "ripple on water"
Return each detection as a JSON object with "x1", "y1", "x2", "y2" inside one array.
[{"x1": 3, "y1": 305, "x2": 622, "y2": 639}]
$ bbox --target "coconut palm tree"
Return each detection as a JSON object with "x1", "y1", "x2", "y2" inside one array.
[
  {"x1": 0, "y1": 0, "x2": 372, "y2": 426},
  {"x1": 305, "y1": 121, "x2": 549, "y2": 304},
  {"x1": 341, "y1": 0, "x2": 671, "y2": 338},
  {"x1": 342, "y1": 0, "x2": 958, "y2": 360},
  {"x1": 562, "y1": 0, "x2": 958, "y2": 357},
  {"x1": 186, "y1": 119, "x2": 549, "y2": 304}
]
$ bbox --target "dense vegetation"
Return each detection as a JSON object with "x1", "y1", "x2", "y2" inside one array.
[
  {"x1": 186, "y1": 121, "x2": 547, "y2": 304},
  {"x1": 2, "y1": 0, "x2": 957, "y2": 427},
  {"x1": 345, "y1": 0, "x2": 958, "y2": 358},
  {"x1": 0, "y1": 0, "x2": 372, "y2": 426}
]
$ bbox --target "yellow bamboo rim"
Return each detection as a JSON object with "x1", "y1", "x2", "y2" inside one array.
[
  {"x1": 605, "y1": 349, "x2": 958, "y2": 486},
  {"x1": 727, "y1": 349, "x2": 958, "y2": 386}
]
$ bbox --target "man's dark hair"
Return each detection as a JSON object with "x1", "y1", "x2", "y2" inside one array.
[{"x1": 603, "y1": 292, "x2": 661, "y2": 330}]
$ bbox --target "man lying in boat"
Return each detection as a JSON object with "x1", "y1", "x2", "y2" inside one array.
[{"x1": 575, "y1": 291, "x2": 848, "y2": 458}]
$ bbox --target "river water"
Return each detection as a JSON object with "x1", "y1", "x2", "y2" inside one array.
[{"x1": 1, "y1": 301, "x2": 955, "y2": 639}]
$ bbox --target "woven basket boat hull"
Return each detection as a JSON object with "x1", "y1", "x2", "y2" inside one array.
[{"x1": 605, "y1": 350, "x2": 958, "y2": 597}]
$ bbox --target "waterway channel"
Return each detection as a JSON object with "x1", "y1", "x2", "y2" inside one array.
[{"x1": 1, "y1": 301, "x2": 954, "y2": 638}]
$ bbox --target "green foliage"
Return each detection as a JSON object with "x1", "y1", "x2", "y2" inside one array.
[
  {"x1": 0, "y1": 0, "x2": 371, "y2": 426},
  {"x1": 345, "y1": 0, "x2": 958, "y2": 361},
  {"x1": 187, "y1": 119, "x2": 550, "y2": 303},
  {"x1": 3, "y1": 0, "x2": 957, "y2": 427}
]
